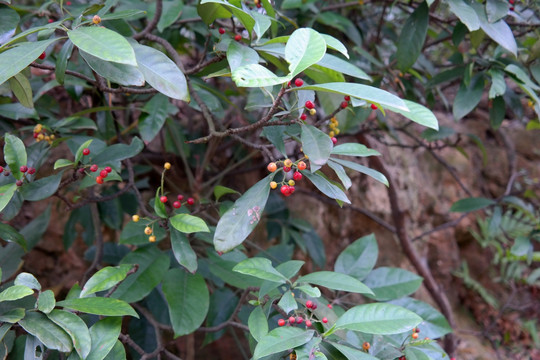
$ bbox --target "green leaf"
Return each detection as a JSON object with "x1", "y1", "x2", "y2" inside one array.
[
  {"x1": 80, "y1": 264, "x2": 133, "y2": 297},
  {"x1": 330, "y1": 157, "x2": 389, "y2": 187},
  {"x1": 505, "y1": 64, "x2": 540, "y2": 91},
  {"x1": 14, "y1": 273, "x2": 40, "y2": 290},
  {"x1": 56, "y1": 297, "x2": 138, "y2": 318},
  {"x1": 301, "y1": 124, "x2": 333, "y2": 172},
  {"x1": 0, "y1": 308, "x2": 24, "y2": 323},
  {"x1": 112, "y1": 247, "x2": 170, "y2": 303},
  {"x1": 447, "y1": 0, "x2": 480, "y2": 31},
  {"x1": 296, "y1": 271, "x2": 373, "y2": 295},
  {"x1": 75, "y1": 139, "x2": 93, "y2": 164},
  {"x1": 91, "y1": 137, "x2": 144, "y2": 165},
  {"x1": 335, "y1": 303, "x2": 422, "y2": 334},
  {"x1": 390, "y1": 297, "x2": 452, "y2": 339},
  {"x1": 213, "y1": 185, "x2": 239, "y2": 201},
  {"x1": 299, "y1": 82, "x2": 408, "y2": 111},
  {"x1": 214, "y1": 174, "x2": 274, "y2": 253},
  {"x1": 19, "y1": 312, "x2": 73, "y2": 353},
  {"x1": 154, "y1": 188, "x2": 168, "y2": 218},
  {"x1": 396, "y1": 1, "x2": 429, "y2": 71},
  {"x1": 200, "y1": 0, "x2": 255, "y2": 33},
  {"x1": 20, "y1": 171, "x2": 64, "y2": 202},
  {"x1": 329, "y1": 342, "x2": 379, "y2": 360},
  {"x1": 37, "y1": 290, "x2": 56, "y2": 314},
  {"x1": 248, "y1": 306, "x2": 268, "y2": 342},
  {"x1": 0, "y1": 38, "x2": 60, "y2": 86},
  {"x1": 0, "y1": 183, "x2": 17, "y2": 214},
  {"x1": 472, "y1": 2, "x2": 517, "y2": 55},
  {"x1": 4, "y1": 133, "x2": 27, "y2": 180},
  {"x1": 296, "y1": 285, "x2": 321, "y2": 298},
  {"x1": 251, "y1": 11, "x2": 272, "y2": 40},
  {"x1": 327, "y1": 160, "x2": 352, "y2": 190},
  {"x1": 54, "y1": 159, "x2": 74, "y2": 169},
  {"x1": 227, "y1": 41, "x2": 259, "y2": 72},
  {"x1": 170, "y1": 214, "x2": 210, "y2": 234},
  {"x1": 253, "y1": 327, "x2": 315, "y2": 360},
  {"x1": 277, "y1": 290, "x2": 298, "y2": 314},
  {"x1": 131, "y1": 42, "x2": 189, "y2": 101},
  {"x1": 319, "y1": 54, "x2": 371, "y2": 80},
  {"x1": 334, "y1": 234, "x2": 378, "y2": 281},
  {"x1": 162, "y1": 268, "x2": 210, "y2": 337},
  {"x1": 363, "y1": 267, "x2": 423, "y2": 301},
  {"x1": 302, "y1": 170, "x2": 350, "y2": 204},
  {"x1": 331, "y1": 143, "x2": 380, "y2": 157},
  {"x1": 103, "y1": 340, "x2": 126, "y2": 360},
  {"x1": 489, "y1": 96, "x2": 505, "y2": 129},
  {"x1": 157, "y1": 0, "x2": 184, "y2": 33},
  {"x1": 87, "y1": 317, "x2": 121, "y2": 360},
  {"x1": 404, "y1": 347, "x2": 432, "y2": 360},
  {"x1": 0, "y1": 224, "x2": 27, "y2": 251},
  {"x1": 55, "y1": 40, "x2": 74, "y2": 85},
  {"x1": 79, "y1": 50, "x2": 144, "y2": 86},
  {"x1": 0, "y1": 5, "x2": 19, "y2": 41},
  {"x1": 233, "y1": 257, "x2": 287, "y2": 283},
  {"x1": 488, "y1": 69, "x2": 506, "y2": 99},
  {"x1": 0, "y1": 285, "x2": 33, "y2": 302},
  {"x1": 68, "y1": 27, "x2": 136, "y2": 66},
  {"x1": 8, "y1": 73, "x2": 33, "y2": 108},
  {"x1": 450, "y1": 197, "x2": 496, "y2": 212},
  {"x1": 171, "y1": 228, "x2": 198, "y2": 273},
  {"x1": 321, "y1": 34, "x2": 349, "y2": 59},
  {"x1": 486, "y1": 0, "x2": 509, "y2": 23},
  {"x1": 197, "y1": 1, "x2": 231, "y2": 26},
  {"x1": 48, "y1": 309, "x2": 92, "y2": 360},
  {"x1": 285, "y1": 28, "x2": 326, "y2": 77},
  {"x1": 139, "y1": 94, "x2": 171, "y2": 143},
  {"x1": 232, "y1": 63, "x2": 291, "y2": 87},
  {"x1": 386, "y1": 100, "x2": 439, "y2": 130}
]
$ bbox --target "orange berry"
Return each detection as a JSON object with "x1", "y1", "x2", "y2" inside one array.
[
  {"x1": 270, "y1": 181, "x2": 277, "y2": 189},
  {"x1": 132, "y1": 215, "x2": 140, "y2": 222},
  {"x1": 149, "y1": 235, "x2": 156, "y2": 242},
  {"x1": 144, "y1": 226, "x2": 152, "y2": 235},
  {"x1": 267, "y1": 162, "x2": 277, "y2": 172},
  {"x1": 283, "y1": 159, "x2": 292, "y2": 167},
  {"x1": 297, "y1": 161, "x2": 306, "y2": 170},
  {"x1": 412, "y1": 332, "x2": 419, "y2": 339},
  {"x1": 362, "y1": 342, "x2": 370, "y2": 351}
]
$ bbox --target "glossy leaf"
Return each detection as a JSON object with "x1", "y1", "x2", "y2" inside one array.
[
  {"x1": 248, "y1": 306, "x2": 268, "y2": 342},
  {"x1": 285, "y1": 28, "x2": 326, "y2": 77},
  {"x1": 450, "y1": 197, "x2": 496, "y2": 212},
  {"x1": 214, "y1": 174, "x2": 274, "y2": 252},
  {"x1": 386, "y1": 100, "x2": 439, "y2": 130},
  {"x1": 253, "y1": 327, "x2": 315, "y2": 360},
  {"x1": 321, "y1": 34, "x2": 349, "y2": 58},
  {"x1": 103, "y1": 340, "x2": 126, "y2": 360},
  {"x1": 68, "y1": 27, "x2": 136, "y2": 65},
  {"x1": 363, "y1": 267, "x2": 423, "y2": 301},
  {"x1": 157, "y1": 0, "x2": 184, "y2": 32},
  {"x1": 0, "y1": 38, "x2": 59, "y2": 86},
  {"x1": 20, "y1": 171, "x2": 63, "y2": 201},
  {"x1": 0, "y1": 183, "x2": 17, "y2": 213},
  {"x1": 227, "y1": 41, "x2": 259, "y2": 72},
  {"x1": 56, "y1": 297, "x2": 138, "y2": 318},
  {"x1": 80, "y1": 264, "x2": 133, "y2": 297},
  {"x1": 91, "y1": 137, "x2": 144, "y2": 165},
  {"x1": 396, "y1": 1, "x2": 429, "y2": 71},
  {"x1": 4, "y1": 133, "x2": 27, "y2": 180},
  {"x1": 48, "y1": 309, "x2": 91, "y2": 359},
  {"x1": 8, "y1": 73, "x2": 33, "y2": 108},
  {"x1": 171, "y1": 228, "x2": 198, "y2": 273},
  {"x1": 19, "y1": 312, "x2": 73, "y2": 353},
  {"x1": 327, "y1": 160, "x2": 352, "y2": 190},
  {"x1": 0, "y1": 285, "x2": 33, "y2": 302},
  {"x1": 213, "y1": 185, "x2": 239, "y2": 201},
  {"x1": 170, "y1": 214, "x2": 210, "y2": 234},
  {"x1": 233, "y1": 257, "x2": 287, "y2": 283},
  {"x1": 335, "y1": 303, "x2": 422, "y2": 334},
  {"x1": 300, "y1": 83, "x2": 408, "y2": 111},
  {"x1": 330, "y1": 157, "x2": 389, "y2": 186},
  {"x1": 390, "y1": 297, "x2": 452, "y2": 339},
  {"x1": 55, "y1": 40, "x2": 74, "y2": 85},
  {"x1": 0, "y1": 308, "x2": 24, "y2": 323},
  {"x1": 79, "y1": 50, "x2": 144, "y2": 86},
  {"x1": 331, "y1": 143, "x2": 380, "y2": 157},
  {"x1": 330, "y1": 342, "x2": 379, "y2": 360},
  {"x1": 139, "y1": 94, "x2": 171, "y2": 143},
  {"x1": 112, "y1": 247, "x2": 170, "y2": 303},
  {"x1": 14, "y1": 272, "x2": 40, "y2": 290},
  {"x1": 0, "y1": 5, "x2": 19, "y2": 42},
  {"x1": 301, "y1": 124, "x2": 333, "y2": 172},
  {"x1": 472, "y1": 2, "x2": 517, "y2": 55},
  {"x1": 486, "y1": 0, "x2": 508, "y2": 23},
  {"x1": 447, "y1": 0, "x2": 480, "y2": 31},
  {"x1": 131, "y1": 42, "x2": 189, "y2": 101},
  {"x1": 87, "y1": 317, "x2": 121, "y2": 360},
  {"x1": 200, "y1": 0, "x2": 255, "y2": 33},
  {"x1": 37, "y1": 290, "x2": 56, "y2": 314},
  {"x1": 0, "y1": 223, "x2": 26, "y2": 251},
  {"x1": 334, "y1": 234, "x2": 378, "y2": 280},
  {"x1": 162, "y1": 268, "x2": 209, "y2": 337},
  {"x1": 302, "y1": 170, "x2": 351, "y2": 204},
  {"x1": 232, "y1": 63, "x2": 291, "y2": 87},
  {"x1": 277, "y1": 290, "x2": 298, "y2": 314},
  {"x1": 296, "y1": 271, "x2": 373, "y2": 294},
  {"x1": 488, "y1": 69, "x2": 506, "y2": 99},
  {"x1": 489, "y1": 96, "x2": 505, "y2": 129}
]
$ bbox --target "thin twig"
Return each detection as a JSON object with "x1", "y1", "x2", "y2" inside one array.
[
  {"x1": 81, "y1": 198, "x2": 103, "y2": 285},
  {"x1": 133, "y1": 0, "x2": 163, "y2": 40}
]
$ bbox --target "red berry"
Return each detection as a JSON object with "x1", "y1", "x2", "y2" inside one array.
[
  {"x1": 509, "y1": 0, "x2": 514, "y2": 3},
  {"x1": 33, "y1": 133, "x2": 38, "y2": 139},
  {"x1": 160, "y1": 196, "x2": 168, "y2": 203},
  {"x1": 234, "y1": 34, "x2": 242, "y2": 41},
  {"x1": 78, "y1": 168, "x2": 85, "y2": 174},
  {"x1": 280, "y1": 185, "x2": 290, "y2": 196},
  {"x1": 293, "y1": 171, "x2": 302, "y2": 181},
  {"x1": 287, "y1": 81, "x2": 291, "y2": 87},
  {"x1": 300, "y1": 113, "x2": 307, "y2": 121},
  {"x1": 218, "y1": 27, "x2": 225, "y2": 34},
  {"x1": 305, "y1": 320, "x2": 312, "y2": 327},
  {"x1": 173, "y1": 201, "x2": 181, "y2": 208},
  {"x1": 66, "y1": 1, "x2": 71, "y2": 5},
  {"x1": 295, "y1": 317, "x2": 303, "y2": 324},
  {"x1": 331, "y1": 137, "x2": 337, "y2": 145},
  {"x1": 283, "y1": 166, "x2": 291, "y2": 173},
  {"x1": 278, "y1": 319, "x2": 286, "y2": 326},
  {"x1": 16, "y1": 180, "x2": 23, "y2": 186},
  {"x1": 82, "y1": 148, "x2": 90, "y2": 156},
  {"x1": 0, "y1": 166, "x2": 3, "y2": 173},
  {"x1": 288, "y1": 186, "x2": 295, "y2": 194},
  {"x1": 305, "y1": 100, "x2": 314, "y2": 109},
  {"x1": 177, "y1": 194, "x2": 184, "y2": 201},
  {"x1": 96, "y1": 176, "x2": 104, "y2": 184},
  {"x1": 294, "y1": 78, "x2": 304, "y2": 87},
  {"x1": 311, "y1": 303, "x2": 317, "y2": 310},
  {"x1": 370, "y1": 103, "x2": 378, "y2": 110},
  {"x1": 20, "y1": 166, "x2": 28, "y2": 173},
  {"x1": 327, "y1": 304, "x2": 333, "y2": 309},
  {"x1": 305, "y1": 300, "x2": 313, "y2": 309},
  {"x1": 289, "y1": 316, "x2": 295, "y2": 324},
  {"x1": 322, "y1": 317, "x2": 328, "y2": 323},
  {"x1": 256, "y1": 3, "x2": 261, "y2": 7},
  {"x1": 99, "y1": 170, "x2": 108, "y2": 178},
  {"x1": 344, "y1": 95, "x2": 350, "y2": 101},
  {"x1": 90, "y1": 164, "x2": 98, "y2": 172},
  {"x1": 38, "y1": 52, "x2": 46, "y2": 60},
  {"x1": 48, "y1": 19, "x2": 53, "y2": 23},
  {"x1": 509, "y1": 6, "x2": 514, "y2": 10},
  {"x1": 450, "y1": 358, "x2": 456, "y2": 360},
  {"x1": 340, "y1": 101, "x2": 348, "y2": 109},
  {"x1": 187, "y1": 197, "x2": 195, "y2": 205},
  {"x1": 3, "y1": 170, "x2": 10, "y2": 176},
  {"x1": 104, "y1": 166, "x2": 112, "y2": 173}
]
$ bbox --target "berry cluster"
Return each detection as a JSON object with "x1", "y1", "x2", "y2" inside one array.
[
  {"x1": 160, "y1": 193, "x2": 195, "y2": 209},
  {"x1": 33, "y1": 124, "x2": 55, "y2": 145},
  {"x1": 267, "y1": 159, "x2": 307, "y2": 197},
  {"x1": 276, "y1": 300, "x2": 331, "y2": 329},
  {"x1": 0, "y1": 164, "x2": 36, "y2": 186}
]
